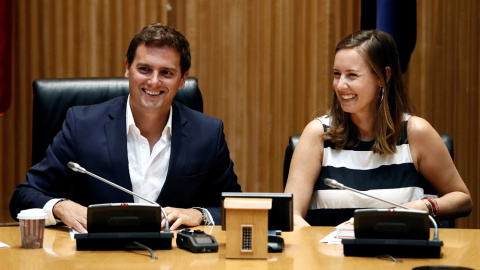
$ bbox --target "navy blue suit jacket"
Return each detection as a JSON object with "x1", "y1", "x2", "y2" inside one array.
[{"x1": 10, "y1": 96, "x2": 241, "y2": 224}]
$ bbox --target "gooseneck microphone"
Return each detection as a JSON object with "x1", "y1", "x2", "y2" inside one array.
[
  {"x1": 68, "y1": 161, "x2": 157, "y2": 205},
  {"x1": 324, "y1": 178, "x2": 440, "y2": 241},
  {"x1": 67, "y1": 161, "x2": 170, "y2": 232},
  {"x1": 324, "y1": 178, "x2": 410, "y2": 210}
]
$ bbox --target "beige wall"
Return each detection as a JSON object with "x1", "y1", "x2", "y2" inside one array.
[{"x1": 1, "y1": 0, "x2": 478, "y2": 229}]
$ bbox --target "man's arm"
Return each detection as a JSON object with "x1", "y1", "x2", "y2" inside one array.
[
  {"x1": 197, "y1": 121, "x2": 241, "y2": 224},
  {"x1": 10, "y1": 107, "x2": 79, "y2": 222}
]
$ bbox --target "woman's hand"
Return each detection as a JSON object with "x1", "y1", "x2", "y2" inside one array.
[{"x1": 293, "y1": 214, "x2": 311, "y2": 227}]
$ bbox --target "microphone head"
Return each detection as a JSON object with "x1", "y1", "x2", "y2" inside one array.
[
  {"x1": 67, "y1": 161, "x2": 86, "y2": 173},
  {"x1": 324, "y1": 178, "x2": 344, "y2": 189}
]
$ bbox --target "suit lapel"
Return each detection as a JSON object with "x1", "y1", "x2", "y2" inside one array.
[
  {"x1": 104, "y1": 96, "x2": 133, "y2": 202},
  {"x1": 158, "y1": 101, "x2": 189, "y2": 205}
]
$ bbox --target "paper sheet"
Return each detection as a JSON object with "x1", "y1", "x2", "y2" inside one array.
[
  {"x1": 319, "y1": 231, "x2": 343, "y2": 245},
  {"x1": 319, "y1": 217, "x2": 355, "y2": 245}
]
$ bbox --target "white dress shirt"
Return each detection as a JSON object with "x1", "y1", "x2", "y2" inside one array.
[{"x1": 126, "y1": 95, "x2": 172, "y2": 204}]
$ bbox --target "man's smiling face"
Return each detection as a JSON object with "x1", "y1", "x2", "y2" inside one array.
[{"x1": 125, "y1": 44, "x2": 188, "y2": 115}]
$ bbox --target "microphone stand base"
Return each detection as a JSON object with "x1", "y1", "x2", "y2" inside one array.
[
  {"x1": 75, "y1": 232, "x2": 174, "y2": 250},
  {"x1": 342, "y1": 238, "x2": 443, "y2": 258}
]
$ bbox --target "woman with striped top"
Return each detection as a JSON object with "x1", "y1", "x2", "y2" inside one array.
[{"x1": 284, "y1": 30, "x2": 472, "y2": 226}]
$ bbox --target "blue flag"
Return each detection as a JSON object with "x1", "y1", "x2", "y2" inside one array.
[{"x1": 361, "y1": 0, "x2": 417, "y2": 73}]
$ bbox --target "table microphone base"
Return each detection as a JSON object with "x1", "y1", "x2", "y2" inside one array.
[
  {"x1": 75, "y1": 232, "x2": 174, "y2": 250},
  {"x1": 342, "y1": 238, "x2": 443, "y2": 258}
]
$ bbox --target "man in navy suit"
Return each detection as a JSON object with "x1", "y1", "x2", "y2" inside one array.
[{"x1": 10, "y1": 23, "x2": 241, "y2": 233}]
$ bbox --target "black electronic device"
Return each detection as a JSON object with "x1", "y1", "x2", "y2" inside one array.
[
  {"x1": 353, "y1": 209, "x2": 430, "y2": 240},
  {"x1": 75, "y1": 203, "x2": 174, "y2": 250},
  {"x1": 267, "y1": 235, "x2": 284, "y2": 253},
  {"x1": 86, "y1": 203, "x2": 162, "y2": 233},
  {"x1": 68, "y1": 161, "x2": 174, "y2": 251},
  {"x1": 220, "y1": 192, "x2": 293, "y2": 232},
  {"x1": 176, "y1": 229, "x2": 218, "y2": 253},
  {"x1": 342, "y1": 209, "x2": 442, "y2": 258},
  {"x1": 413, "y1": 267, "x2": 475, "y2": 270},
  {"x1": 323, "y1": 178, "x2": 443, "y2": 258}
]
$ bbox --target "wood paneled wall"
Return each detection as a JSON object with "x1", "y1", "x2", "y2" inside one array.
[
  {"x1": 169, "y1": 0, "x2": 360, "y2": 192},
  {"x1": 0, "y1": 0, "x2": 478, "y2": 229},
  {"x1": 405, "y1": 0, "x2": 480, "y2": 228}
]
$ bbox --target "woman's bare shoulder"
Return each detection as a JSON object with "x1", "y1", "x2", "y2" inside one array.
[
  {"x1": 303, "y1": 118, "x2": 326, "y2": 136},
  {"x1": 407, "y1": 116, "x2": 436, "y2": 137}
]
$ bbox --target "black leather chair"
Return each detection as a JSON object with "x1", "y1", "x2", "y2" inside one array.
[
  {"x1": 283, "y1": 132, "x2": 456, "y2": 228},
  {"x1": 31, "y1": 77, "x2": 203, "y2": 165}
]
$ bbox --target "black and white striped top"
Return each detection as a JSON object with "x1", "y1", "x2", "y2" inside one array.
[{"x1": 305, "y1": 115, "x2": 435, "y2": 226}]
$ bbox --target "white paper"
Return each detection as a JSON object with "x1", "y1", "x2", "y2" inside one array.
[
  {"x1": 69, "y1": 227, "x2": 81, "y2": 241},
  {"x1": 319, "y1": 231, "x2": 343, "y2": 245}
]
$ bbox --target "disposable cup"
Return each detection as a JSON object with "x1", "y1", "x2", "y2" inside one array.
[{"x1": 17, "y1": 208, "x2": 48, "y2": 249}]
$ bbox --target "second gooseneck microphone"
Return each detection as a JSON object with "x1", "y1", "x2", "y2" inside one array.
[
  {"x1": 324, "y1": 178, "x2": 440, "y2": 240},
  {"x1": 324, "y1": 178, "x2": 409, "y2": 210}
]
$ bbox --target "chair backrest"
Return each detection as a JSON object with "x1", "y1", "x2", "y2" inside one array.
[
  {"x1": 282, "y1": 132, "x2": 455, "y2": 227},
  {"x1": 31, "y1": 77, "x2": 203, "y2": 165}
]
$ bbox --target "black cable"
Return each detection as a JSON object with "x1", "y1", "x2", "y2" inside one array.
[
  {"x1": 376, "y1": 255, "x2": 403, "y2": 263},
  {"x1": 124, "y1": 241, "x2": 157, "y2": 260}
]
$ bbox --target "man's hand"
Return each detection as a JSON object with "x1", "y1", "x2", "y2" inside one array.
[
  {"x1": 53, "y1": 200, "x2": 88, "y2": 233},
  {"x1": 161, "y1": 207, "x2": 203, "y2": 230}
]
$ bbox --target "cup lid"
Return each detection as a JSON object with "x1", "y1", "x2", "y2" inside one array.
[{"x1": 17, "y1": 208, "x2": 48, "y2": 220}]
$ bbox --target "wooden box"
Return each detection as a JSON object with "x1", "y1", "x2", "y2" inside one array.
[{"x1": 224, "y1": 197, "x2": 272, "y2": 259}]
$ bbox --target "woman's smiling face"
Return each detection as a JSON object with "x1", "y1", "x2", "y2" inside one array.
[{"x1": 333, "y1": 48, "x2": 382, "y2": 117}]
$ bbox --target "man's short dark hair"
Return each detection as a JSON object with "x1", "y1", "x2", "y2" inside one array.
[{"x1": 126, "y1": 23, "x2": 191, "y2": 76}]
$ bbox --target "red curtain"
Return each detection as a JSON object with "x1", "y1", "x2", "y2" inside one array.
[{"x1": 0, "y1": 0, "x2": 13, "y2": 116}]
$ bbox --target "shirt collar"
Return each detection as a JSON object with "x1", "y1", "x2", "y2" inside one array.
[{"x1": 126, "y1": 95, "x2": 173, "y2": 138}]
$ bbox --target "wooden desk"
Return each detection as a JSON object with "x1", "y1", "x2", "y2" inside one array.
[{"x1": 0, "y1": 226, "x2": 478, "y2": 270}]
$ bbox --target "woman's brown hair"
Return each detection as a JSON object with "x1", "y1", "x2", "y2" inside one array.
[{"x1": 323, "y1": 29, "x2": 414, "y2": 154}]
